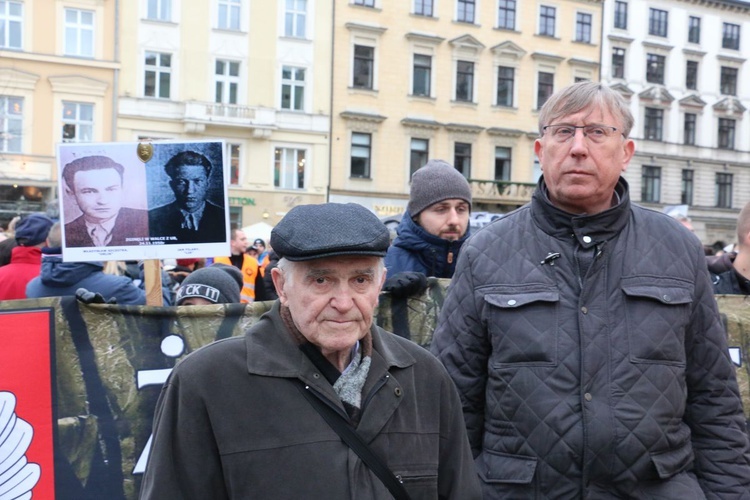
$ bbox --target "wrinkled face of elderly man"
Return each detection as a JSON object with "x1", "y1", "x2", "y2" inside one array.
[{"x1": 272, "y1": 255, "x2": 386, "y2": 371}]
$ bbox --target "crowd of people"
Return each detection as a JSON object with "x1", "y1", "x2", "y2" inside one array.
[{"x1": 3, "y1": 81, "x2": 750, "y2": 498}]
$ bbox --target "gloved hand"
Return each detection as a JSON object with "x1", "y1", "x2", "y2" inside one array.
[
  {"x1": 76, "y1": 288, "x2": 117, "y2": 305},
  {"x1": 383, "y1": 271, "x2": 427, "y2": 298}
]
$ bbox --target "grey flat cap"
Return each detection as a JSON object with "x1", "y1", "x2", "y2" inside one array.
[{"x1": 271, "y1": 203, "x2": 389, "y2": 261}]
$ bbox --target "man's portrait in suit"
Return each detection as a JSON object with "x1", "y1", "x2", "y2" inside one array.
[
  {"x1": 148, "y1": 150, "x2": 227, "y2": 244},
  {"x1": 63, "y1": 155, "x2": 149, "y2": 248}
]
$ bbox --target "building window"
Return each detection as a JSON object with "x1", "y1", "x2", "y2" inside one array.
[
  {"x1": 0, "y1": 96, "x2": 22, "y2": 152},
  {"x1": 723, "y1": 22, "x2": 740, "y2": 50},
  {"x1": 576, "y1": 13, "x2": 592, "y2": 43},
  {"x1": 454, "y1": 143, "x2": 471, "y2": 178},
  {"x1": 412, "y1": 54, "x2": 431, "y2": 96},
  {"x1": 648, "y1": 8, "x2": 668, "y2": 37},
  {"x1": 716, "y1": 173, "x2": 733, "y2": 208},
  {"x1": 281, "y1": 66, "x2": 305, "y2": 110},
  {"x1": 147, "y1": 0, "x2": 171, "y2": 21},
  {"x1": 641, "y1": 166, "x2": 661, "y2": 203},
  {"x1": 227, "y1": 143, "x2": 241, "y2": 185},
  {"x1": 684, "y1": 113, "x2": 696, "y2": 145},
  {"x1": 496, "y1": 66, "x2": 514, "y2": 107},
  {"x1": 410, "y1": 138, "x2": 429, "y2": 177},
  {"x1": 685, "y1": 61, "x2": 698, "y2": 90},
  {"x1": 681, "y1": 169, "x2": 693, "y2": 205},
  {"x1": 144, "y1": 51, "x2": 171, "y2": 99},
  {"x1": 614, "y1": 1, "x2": 627, "y2": 29},
  {"x1": 612, "y1": 48, "x2": 625, "y2": 78},
  {"x1": 498, "y1": 0, "x2": 516, "y2": 29},
  {"x1": 495, "y1": 147, "x2": 511, "y2": 181},
  {"x1": 62, "y1": 102, "x2": 93, "y2": 143},
  {"x1": 537, "y1": 72, "x2": 554, "y2": 109},
  {"x1": 274, "y1": 147, "x2": 306, "y2": 189},
  {"x1": 217, "y1": 0, "x2": 241, "y2": 30},
  {"x1": 284, "y1": 0, "x2": 306, "y2": 38},
  {"x1": 354, "y1": 0, "x2": 375, "y2": 6},
  {"x1": 539, "y1": 6, "x2": 556, "y2": 36},
  {"x1": 646, "y1": 53, "x2": 665, "y2": 84},
  {"x1": 353, "y1": 45, "x2": 374, "y2": 89},
  {"x1": 720, "y1": 66, "x2": 738, "y2": 96},
  {"x1": 215, "y1": 59, "x2": 239, "y2": 104},
  {"x1": 0, "y1": 1, "x2": 22, "y2": 49},
  {"x1": 719, "y1": 118, "x2": 735, "y2": 149},
  {"x1": 415, "y1": 0, "x2": 434, "y2": 16},
  {"x1": 457, "y1": 0, "x2": 475, "y2": 23},
  {"x1": 644, "y1": 107, "x2": 663, "y2": 141},
  {"x1": 688, "y1": 16, "x2": 700, "y2": 43},
  {"x1": 64, "y1": 8, "x2": 94, "y2": 57},
  {"x1": 350, "y1": 133, "x2": 371, "y2": 178},
  {"x1": 456, "y1": 61, "x2": 474, "y2": 102}
]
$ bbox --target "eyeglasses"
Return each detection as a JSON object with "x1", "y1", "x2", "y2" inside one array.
[{"x1": 542, "y1": 124, "x2": 621, "y2": 144}]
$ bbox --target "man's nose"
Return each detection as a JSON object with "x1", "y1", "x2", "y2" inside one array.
[
  {"x1": 330, "y1": 285, "x2": 354, "y2": 310},
  {"x1": 569, "y1": 128, "x2": 589, "y2": 155},
  {"x1": 446, "y1": 208, "x2": 460, "y2": 224}
]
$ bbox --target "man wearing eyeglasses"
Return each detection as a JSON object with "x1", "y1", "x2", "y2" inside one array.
[{"x1": 431, "y1": 81, "x2": 750, "y2": 498}]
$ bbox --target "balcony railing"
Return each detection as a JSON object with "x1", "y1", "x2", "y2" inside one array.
[{"x1": 183, "y1": 101, "x2": 259, "y2": 127}]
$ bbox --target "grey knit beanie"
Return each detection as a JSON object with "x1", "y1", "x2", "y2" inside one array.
[
  {"x1": 407, "y1": 159, "x2": 472, "y2": 216},
  {"x1": 175, "y1": 265, "x2": 242, "y2": 305}
]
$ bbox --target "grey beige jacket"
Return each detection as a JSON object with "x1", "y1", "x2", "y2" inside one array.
[
  {"x1": 431, "y1": 178, "x2": 750, "y2": 498},
  {"x1": 140, "y1": 302, "x2": 481, "y2": 499}
]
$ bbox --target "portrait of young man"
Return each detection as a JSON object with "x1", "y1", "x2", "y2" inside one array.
[
  {"x1": 62, "y1": 155, "x2": 149, "y2": 248},
  {"x1": 148, "y1": 146, "x2": 227, "y2": 245}
]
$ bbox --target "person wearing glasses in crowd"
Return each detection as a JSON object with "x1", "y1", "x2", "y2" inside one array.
[{"x1": 431, "y1": 81, "x2": 750, "y2": 498}]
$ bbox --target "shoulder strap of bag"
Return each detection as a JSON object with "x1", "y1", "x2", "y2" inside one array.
[{"x1": 296, "y1": 383, "x2": 411, "y2": 500}]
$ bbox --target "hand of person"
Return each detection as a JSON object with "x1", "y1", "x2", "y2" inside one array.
[
  {"x1": 383, "y1": 271, "x2": 428, "y2": 298},
  {"x1": 76, "y1": 288, "x2": 117, "y2": 305}
]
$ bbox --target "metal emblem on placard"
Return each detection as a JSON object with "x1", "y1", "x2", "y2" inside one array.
[{"x1": 137, "y1": 142, "x2": 153, "y2": 163}]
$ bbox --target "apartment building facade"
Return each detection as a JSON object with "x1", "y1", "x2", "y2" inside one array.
[
  {"x1": 117, "y1": 0, "x2": 332, "y2": 229},
  {"x1": 601, "y1": 0, "x2": 750, "y2": 245},
  {"x1": 329, "y1": 0, "x2": 602, "y2": 216},
  {"x1": 0, "y1": 0, "x2": 119, "y2": 227}
]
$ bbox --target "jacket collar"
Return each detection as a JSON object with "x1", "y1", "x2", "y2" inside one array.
[
  {"x1": 245, "y1": 301, "x2": 416, "y2": 379},
  {"x1": 531, "y1": 177, "x2": 631, "y2": 249},
  {"x1": 10, "y1": 245, "x2": 42, "y2": 264}
]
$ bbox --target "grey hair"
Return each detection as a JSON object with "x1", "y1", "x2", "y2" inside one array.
[
  {"x1": 538, "y1": 81, "x2": 634, "y2": 138},
  {"x1": 47, "y1": 222, "x2": 62, "y2": 247}
]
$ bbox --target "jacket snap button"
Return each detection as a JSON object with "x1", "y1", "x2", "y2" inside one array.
[
  {"x1": 584, "y1": 392, "x2": 592, "y2": 401},
  {"x1": 313, "y1": 373, "x2": 320, "y2": 379},
  {"x1": 508, "y1": 299, "x2": 517, "y2": 306},
  {"x1": 583, "y1": 236, "x2": 592, "y2": 243},
  {"x1": 581, "y1": 306, "x2": 588, "y2": 314},
  {"x1": 663, "y1": 295, "x2": 671, "y2": 302},
  {"x1": 394, "y1": 388, "x2": 402, "y2": 397}
]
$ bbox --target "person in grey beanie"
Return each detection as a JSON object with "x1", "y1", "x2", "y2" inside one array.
[
  {"x1": 141, "y1": 202, "x2": 481, "y2": 500},
  {"x1": 175, "y1": 265, "x2": 242, "y2": 305},
  {"x1": 384, "y1": 159, "x2": 472, "y2": 280}
]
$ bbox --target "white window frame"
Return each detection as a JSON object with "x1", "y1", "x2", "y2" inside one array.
[
  {"x1": 217, "y1": 0, "x2": 241, "y2": 31},
  {"x1": 61, "y1": 101, "x2": 93, "y2": 143},
  {"x1": 226, "y1": 142, "x2": 242, "y2": 186},
  {"x1": 538, "y1": 4, "x2": 556, "y2": 37},
  {"x1": 215, "y1": 59, "x2": 240, "y2": 104},
  {"x1": 575, "y1": 11, "x2": 593, "y2": 43},
  {"x1": 284, "y1": 0, "x2": 306, "y2": 38},
  {"x1": 350, "y1": 132, "x2": 372, "y2": 178},
  {"x1": 281, "y1": 65, "x2": 306, "y2": 111},
  {"x1": 0, "y1": 1, "x2": 22, "y2": 49},
  {"x1": 274, "y1": 146, "x2": 307, "y2": 189},
  {"x1": 456, "y1": 0, "x2": 477, "y2": 24},
  {"x1": 146, "y1": 0, "x2": 172, "y2": 21},
  {"x1": 144, "y1": 51, "x2": 172, "y2": 99},
  {"x1": 413, "y1": 0, "x2": 435, "y2": 16},
  {"x1": 0, "y1": 95, "x2": 22, "y2": 152},
  {"x1": 64, "y1": 8, "x2": 94, "y2": 57}
]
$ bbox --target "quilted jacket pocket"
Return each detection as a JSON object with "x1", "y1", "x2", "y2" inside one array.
[
  {"x1": 485, "y1": 287, "x2": 559, "y2": 367},
  {"x1": 476, "y1": 449, "x2": 537, "y2": 484},
  {"x1": 650, "y1": 442, "x2": 694, "y2": 479},
  {"x1": 622, "y1": 276, "x2": 692, "y2": 365}
]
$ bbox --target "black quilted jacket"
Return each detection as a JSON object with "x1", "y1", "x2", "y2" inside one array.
[{"x1": 432, "y1": 178, "x2": 750, "y2": 498}]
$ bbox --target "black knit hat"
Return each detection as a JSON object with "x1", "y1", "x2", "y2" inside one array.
[
  {"x1": 175, "y1": 265, "x2": 241, "y2": 305},
  {"x1": 407, "y1": 159, "x2": 472, "y2": 216},
  {"x1": 271, "y1": 203, "x2": 389, "y2": 261},
  {"x1": 15, "y1": 213, "x2": 54, "y2": 246}
]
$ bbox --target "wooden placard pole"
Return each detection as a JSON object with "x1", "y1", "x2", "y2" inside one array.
[{"x1": 144, "y1": 259, "x2": 164, "y2": 306}]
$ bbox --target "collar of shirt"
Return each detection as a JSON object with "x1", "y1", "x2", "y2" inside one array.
[
  {"x1": 85, "y1": 216, "x2": 117, "y2": 239},
  {"x1": 180, "y1": 203, "x2": 206, "y2": 228}
]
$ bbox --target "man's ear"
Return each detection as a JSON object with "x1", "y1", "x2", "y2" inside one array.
[{"x1": 271, "y1": 267, "x2": 287, "y2": 304}]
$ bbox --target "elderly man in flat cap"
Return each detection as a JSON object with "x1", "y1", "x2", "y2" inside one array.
[{"x1": 141, "y1": 203, "x2": 481, "y2": 500}]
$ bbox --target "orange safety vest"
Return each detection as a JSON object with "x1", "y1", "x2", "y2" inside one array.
[{"x1": 213, "y1": 255, "x2": 258, "y2": 303}]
